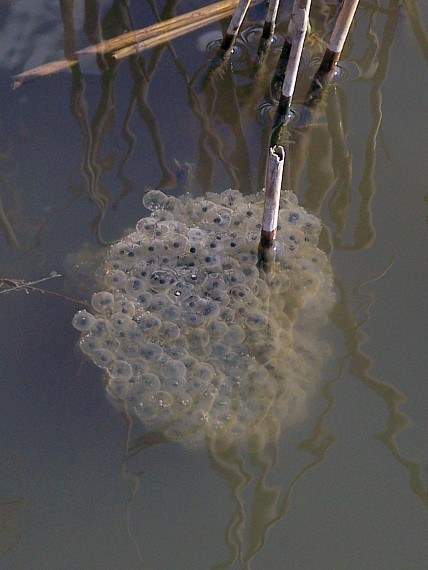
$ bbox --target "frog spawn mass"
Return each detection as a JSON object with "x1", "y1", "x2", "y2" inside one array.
[{"x1": 72, "y1": 189, "x2": 334, "y2": 447}]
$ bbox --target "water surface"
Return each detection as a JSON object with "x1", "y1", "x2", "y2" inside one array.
[{"x1": 1, "y1": 1, "x2": 427, "y2": 569}]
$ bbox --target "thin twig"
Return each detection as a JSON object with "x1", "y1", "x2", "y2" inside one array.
[{"x1": 0, "y1": 273, "x2": 90, "y2": 307}]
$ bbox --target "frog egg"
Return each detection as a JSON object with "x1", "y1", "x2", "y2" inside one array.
[
  {"x1": 205, "y1": 235, "x2": 225, "y2": 254},
  {"x1": 130, "y1": 261, "x2": 149, "y2": 280},
  {"x1": 149, "y1": 269, "x2": 177, "y2": 293},
  {"x1": 72, "y1": 310, "x2": 96, "y2": 332},
  {"x1": 125, "y1": 381, "x2": 145, "y2": 407},
  {"x1": 196, "y1": 299, "x2": 221, "y2": 320},
  {"x1": 140, "y1": 372, "x2": 162, "y2": 392},
  {"x1": 206, "y1": 289, "x2": 230, "y2": 306},
  {"x1": 110, "y1": 241, "x2": 138, "y2": 260},
  {"x1": 159, "y1": 302, "x2": 182, "y2": 321},
  {"x1": 157, "y1": 252, "x2": 175, "y2": 267},
  {"x1": 236, "y1": 249, "x2": 258, "y2": 265},
  {"x1": 107, "y1": 360, "x2": 134, "y2": 381},
  {"x1": 201, "y1": 254, "x2": 221, "y2": 269},
  {"x1": 253, "y1": 341, "x2": 278, "y2": 363},
  {"x1": 189, "y1": 409, "x2": 210, "y2": 426},
  {"x1": 91, "y1": 292, "x2": 115, "y2": 314},
  {"x1": 112, "y1": 298, "x2": 136, "y2": 317},
  {"x1": 104, "y1": 259, "x2": 127, "y2": 272},
  {"x1": 149, "y1": 294, "x2": 171, "y2": 313},
  {"x1": 107, "y1": 378, "x2": 128, "y2": 399},
  {"x1": 229, "y1": 284, "x2": 258, "y2": 304},
  {"x1": 104, "y1": 269, "x2": 127, "y2": 290},
  {"x1": 208, "y1": 406, "x2": 237, "y2": 432},
  {"x1": 167, "y1": 234, "x2": 188, "y2": 252},
  {"x1": 181, "y1": 294, "x2": 200, "y2": 310},
  {"x1": 190, "y1": 362, "x2": 216, "y2": 382},
  {"x1": 280, "y1": 190, "x2": 299, "y2": 209},
  {"x1": 219, "y1": 306, "x2": 235, "y2": 323},
  {"x1": 141, "y1": 238, "x2": 166, "y2": 259},
  {"x1": 215, "y1": 189, "x2": 242, "y2": 207},
  {"x1": 151, "y1": 209, "x2": 175, "y2": 223},
  {"x1": 159, "y1": 321, "x2": 181, "y2": 342},
  {"x1": 135, "y1": 217, "x2": 157, "y2": 234},
  {"x1": 143, "y1": 189, "x2": 173, "y2": 211},
  {"x1": 183, "y1": 311, "x2": 206, "y2": 328},
  {"x1": 209, "y1": 341, "x2": 231, "y2": 358},
  {"x1": 186, "y1": 327, "x2": 210, "y2": 348},
  {"x1": 92, "y1": 348, "x2": 116, "y2": 369},
  {"x1": 186, "y1": 378, "x2": 210, "y2": 396},
  {"x1": 161, "y1": 359, "x2": 187, "y2": 379},
  {"x1": 111, "y1": 312, "x2": 137, "y2": 334},
  {"x1": 125, "y1": 277, "x2": 147, "y2": 296},
  {"x1": 149, "y1": 390, "x2": 174, "y2": 409},
  {"x1": 130, "y1": 358, "x2": 149, "y2": 377},
  {"x1": 104, "y1": 335, "x2": 120, "y2": 353},
  {"x1": 225, "y1": 269, "x2": 246, "y2": 286},
  {"x1": 223, "y1": 324, "x2": 246, "y2": 345},
  {"x1": 79, "y1": 334, "x2": 102, "y2": 356},
  {"x1": 180, "y1": 356, "x2": 197, "y2": 373},
  {"x1": 206, "y1": 319, "x2": 228, "y2": 339},
  {"x1": 139, "y1": 342, "x2": 164, "y2": 362},
  {"x1": 241, "y1": 307, "x2": 269, "y2": 331},
  {"x1": 89, "y1": 318, "x2": 111, "y2": 338},
  {"x1": 164, "y1": 346, "x2": 188, "y2": 361},
  {"x1": 136, "y1": 314, "x2": 162, "y2": 334},
  {"x1": 182, "y1": 268, "x2": 207, "y2": 287},
  {"x1": 214, "y1": 208, "x2": 232, "y2": 228},
  {"x1": 203, "y1": 273, "x2": 228, "y2": 292},
  {"x1": 162, "y1": 376, "x2": 187, "y2": 394},
  {"x1": 241, "y1": 263, "x2": 260, "y2": 283},
  {"x1": 167, "y1": 280, "x2": 193, "y2": 301},
  {"x1": 130, "y1": 292, "x2": 151, "y2": 311}
]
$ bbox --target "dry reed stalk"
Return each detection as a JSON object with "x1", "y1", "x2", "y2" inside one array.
[
  {"x1": 306, "y1": 0, "x2": 360, "y2": 104},
  {"x1": 12, "y1": 0, "x2": 254, "y2": 87},
  {"x1": 113, "y1": 8, "x2": 237, "y2": 59},
  {"x1": 258, "y1": 0, "x2": 281, "y2": 56},
  {"x1": 218, "y1": 0, "x2": 252, "y2": 56},
  {"x1": 270, "y1": 0, "x2": 311, "y2": 146},
  {"x1": 271, "y1": 1, "x2": 297, "y2": 99},
  {"x1": 78, "y1": 0, "x2": 243, "y2": 57},
  {"x1": 12, "y1": 59, "x2": 77, "y2": 89},
  {"x1": 258, "y1": 145, "x2": 285, "y2": 267}
]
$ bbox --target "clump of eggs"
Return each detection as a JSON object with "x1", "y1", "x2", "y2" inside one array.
[{"x1": 73, "y1": 189, "x2": 333, "y2": 446}]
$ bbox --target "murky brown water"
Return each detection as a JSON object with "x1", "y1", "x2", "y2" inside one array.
[{"x1": 1, "y1": 1, "x2": 427, "y2": 569}]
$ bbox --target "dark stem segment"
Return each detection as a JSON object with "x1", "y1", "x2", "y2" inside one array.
[
  {"x1": 305, "y1": 48, "x2": 340, "y2": 106},
  {"x1": 271, "y1": 39, "x2": 293, "y2": 100},
  {"x1": 257, "y1": 0, "x2": 281, "y2": 58},
  {"x1": 270, "y1": 95, "x2": 291, "y2": 147},
  {"x1": 216, "y1": 0, "x2": 252, "y2": 62},
  {"x1": 306, "y1": 0, "x2": 360, "y2": 106}
]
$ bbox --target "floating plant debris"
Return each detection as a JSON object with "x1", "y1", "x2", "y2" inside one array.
[{"x1": 73, "y1": 189, "x2": 334, "y2": 447}]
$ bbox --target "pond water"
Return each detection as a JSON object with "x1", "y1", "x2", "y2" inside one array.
[{"x1": 1, "y1": 1, "x2": 427, "y2": 569}]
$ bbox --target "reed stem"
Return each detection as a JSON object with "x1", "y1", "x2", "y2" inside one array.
[
  {"x1": 257, "y1": 0, "x2": 281, "y2": 57},
  {"x1": 306, "y1": 0, "x2": 360, "y2": 105},
  {"x1": 258, "y1": 145, "x2": 285, "y2": 267},
  {"x1": 270, "y1": 0, "x2": 311, "y2": 146}
]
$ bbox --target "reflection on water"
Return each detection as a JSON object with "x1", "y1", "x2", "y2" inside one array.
[{"x1": 1, "y1": 0, "x2": 428, "y2": 568}]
